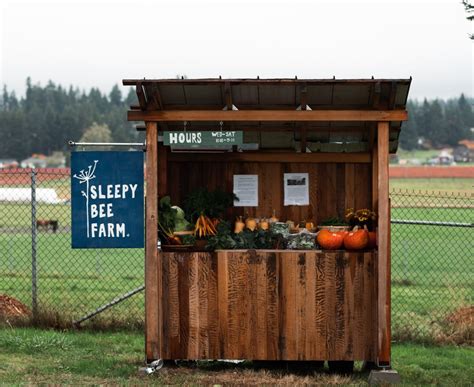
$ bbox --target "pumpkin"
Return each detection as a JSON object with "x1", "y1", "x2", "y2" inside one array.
[
  {"x1": 234, "y1": 216, "x2": 245, "y2": 234},
  {"x1": 368, "y1": 231, "x2": 377, "y2": 248},
  {"x1": 337, "y1": 230, "x2": 349, "y2": 239},
  {"x1": 343, "y1": 228, "x2": 369, "y2": 250},
  {"x1": 245, "y1": 216, "x2": 257, "y2": 231},
  {"x1": 259, "y1": 219, "x2": 269, "y2": 230},
  {"x1": 317, "y1": 229, "x2": 344, "y2": 250}
]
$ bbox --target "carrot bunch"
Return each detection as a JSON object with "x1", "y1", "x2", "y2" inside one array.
[{"x1": 194, "y1": 214, "x2": 217, "y2": 238}]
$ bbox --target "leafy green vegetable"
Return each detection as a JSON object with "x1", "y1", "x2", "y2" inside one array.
[
  {"x1": 320, "y1": 217, "x2": 348, "y2": 226},
  {"x1": 158, "y1": 196, "x2": 177, "y2": 234},
  {"x1": 206, "y1": 222, "x2": 277, "y2": 251},
  {"x1": 184, "y1": 188, "x2": 238, "y2": 223},
  {"x1": 206, "y1": 221, "x2": 236, "y2": 250},
  {"x1": 172, "y1": 205, "x2": 191, "y2": 231},
  {"x1": 180, "y1": 234, "x2": 196, "y2": 245}
]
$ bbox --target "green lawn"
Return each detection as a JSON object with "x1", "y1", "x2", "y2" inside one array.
[
  {"x1": 396, "y1": 149, "x2": 441, "y2": 161},
  {"x1": 0, "y1": 203, "x2": 71, "y2": 228},
  {"x1": 0, "y1": 328, "x2": 472, "y2": 385},
  {"x1": 390, "y1": 178, "x2": 474, "y2": 192}
]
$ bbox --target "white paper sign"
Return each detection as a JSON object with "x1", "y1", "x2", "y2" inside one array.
[
  {"x1": 233, "y1": 175, "x2": 258, "y2": 207},
  {"x1": 284, "y1": 173, "x2": 309, "y2": 206}
]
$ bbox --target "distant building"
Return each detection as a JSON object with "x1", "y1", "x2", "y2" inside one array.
[
  {"x1": 454, "y1": 140, "x2": 474, "y2": 163},
  {"x1": 425, "y1": 150, "x2": 455, "y2": 166},
  {"x1": 20, "y1": 154, "x2": 47, "y2": 168},
  {"x1": 0, "y1": 159, "x2": 19, "y2": 169}
]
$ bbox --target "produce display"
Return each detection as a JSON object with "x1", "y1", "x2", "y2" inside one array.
[
  {"x1": 286, "y1": 230, "x2": 317, "y2": 250},
  {"x1": 343, "y1": 228, "x2": 369, "y2": 250},
  {"x1": 317, "y1": 229, "x2": 344, "y2": 250},
  {"x1": 158, "y1": 190, "x2": 378, "y2": 252}
]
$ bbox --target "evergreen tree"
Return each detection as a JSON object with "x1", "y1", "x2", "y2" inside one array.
[
  {"x1": 399, "y1": 101, "x2": 419, "y2": 150},
  {"x1": 109, "y1": 85, "x2": 122, "y2": 106}
]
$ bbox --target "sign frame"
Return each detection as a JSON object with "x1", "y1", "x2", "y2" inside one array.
[{"x1": 71, "y1": 151, "x2": 144, "y2": 249}]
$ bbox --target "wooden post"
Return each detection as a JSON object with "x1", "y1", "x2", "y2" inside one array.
[
  {"x1": 145, "y1": 121, "x2": 161, "y2": 361},
  {"x1": 377, "y1": 121, "x2": 390, "y2": 365},
  {"x1": 371, "y1": 125, "x2": 378, "y2": 211}
]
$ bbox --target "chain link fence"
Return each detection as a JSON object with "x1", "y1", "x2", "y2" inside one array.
[
  {"x1": 0, "y1": 168, "x2": 144, "y2": 328},
  {"x1": 1, "y1": 169, "x2": 472, "y2": 343},
  {"x1": 390, "y1": 189, "x2": 473, "y2": 344}
]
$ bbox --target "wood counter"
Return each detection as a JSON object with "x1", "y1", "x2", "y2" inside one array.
[{"x1": 160, "y1": 250, "x2": 377, "y2": 361}]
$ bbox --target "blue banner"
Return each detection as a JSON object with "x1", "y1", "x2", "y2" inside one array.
[{"x1": 71, "y1": 151, "x2": 144, "y2": 248}]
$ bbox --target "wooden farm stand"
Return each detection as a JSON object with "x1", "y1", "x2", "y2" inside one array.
[{"x1": 124, "y1": 78, "x2": 411, "y2": 368}]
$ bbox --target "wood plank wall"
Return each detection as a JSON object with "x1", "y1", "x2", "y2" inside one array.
[
  {"x1": 161, "y1": 250, "x2": 377, "y2": 361},
  {"x1": 166, "y1": 159, "x2": 372, "y2": 223}
]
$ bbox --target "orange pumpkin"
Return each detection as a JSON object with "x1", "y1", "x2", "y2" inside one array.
[
  {"x1": 344, "y1": 229, "x2": 369, "y2": 250},
  {"x1": 317, "y1": 229, "x2": 344, "y2": 250},
  {"x1": 337, "y1": 230, "x2": 349, "y2": 239},
  {"x1": 368, "y1": 231, "x2": 377, "y2": 248}
]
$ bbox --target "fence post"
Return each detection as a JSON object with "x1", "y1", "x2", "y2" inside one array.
[{"x1": 31, "y1": 169, "x2": 38, "y2": 318}]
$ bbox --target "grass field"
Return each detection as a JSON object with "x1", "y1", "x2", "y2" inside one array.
[
  {"x1": 0, "y1": 181, "x2": 472, "y2": 341},
  {"x1": 396, "y1": 148, "x2": 441, "y2": 161},
  {"x1": 0, "y1": 328, "x2": 472, "y2": 384},
  {"x1": 390, "y1": 178, "x2": 474, "y2": 192}
]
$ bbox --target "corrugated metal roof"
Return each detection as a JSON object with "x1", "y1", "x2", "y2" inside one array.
[{"x1": 123, "y1": 78, "x2": 411, "y2": 153}]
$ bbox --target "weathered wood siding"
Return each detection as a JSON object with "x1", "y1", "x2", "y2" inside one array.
[
  {"x1": 166, "y1": 157, "x2": 372, "y2": 224},
  {"x1": 161, "y1": 250, "x2": 376, "y2": 361}
]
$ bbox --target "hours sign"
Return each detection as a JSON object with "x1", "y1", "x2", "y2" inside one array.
[
  {"x1": 71, "y1": 151, "x2": 144, "y2": 248},
  {"x1": 163, "y1": 131, "x2": 243, "y2": 148}
]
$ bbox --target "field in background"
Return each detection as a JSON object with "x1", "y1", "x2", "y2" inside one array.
[
  {"x1": 390, "y1": 178, "x2": 473, "y2": 191},
  {"x1": 396, "y1": 149, "x2": 440, "y2": 161},
  {"x1": 0, "y1": 328, "x2": 472, "y2": 384}
]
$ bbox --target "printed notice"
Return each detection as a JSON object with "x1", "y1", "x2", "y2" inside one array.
[
  {"x1": 283, "y1": 173, "x2": 309, "y2": 206},
  {"x1": 233, "y1": 175, "x2": 258, "y2": 207}
]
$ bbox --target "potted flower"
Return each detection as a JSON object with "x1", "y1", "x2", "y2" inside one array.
[
  {"x1": 317, "y1": 217, "x2": 350, "y2": 232},
  {"x1": 345, "y1": 208, "x2": 377, "y2": 231}
]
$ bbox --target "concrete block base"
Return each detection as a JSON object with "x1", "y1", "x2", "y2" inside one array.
[{"x1": 368, "y1": 369, "x2": 401, "y2": 384}]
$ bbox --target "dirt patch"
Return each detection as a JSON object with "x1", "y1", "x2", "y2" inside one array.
[
  {"x1": 390, "y1": 166, "x2": 474, "y2": 179},
  {"x1": 0, "y1": 295, "x2": 30, "y2": 318},
  {"x1": 151, "y1": 366, "x2": 356, "y2": 386}
]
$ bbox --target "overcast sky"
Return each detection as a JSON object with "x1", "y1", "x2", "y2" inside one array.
[{"x1": 1, "y1": 0, "x2": 472, "y2": 100}]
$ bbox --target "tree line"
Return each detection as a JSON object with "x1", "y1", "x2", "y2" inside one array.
[
  {"x1": 400, "y1": 96, "x2": 473, "y2": 150},
  {"x1": 0, "y1": 79, "x2": 472, "y2": 160},
  {"x1": 0, "y1": 78, "x2": 139, "y2": 160}
]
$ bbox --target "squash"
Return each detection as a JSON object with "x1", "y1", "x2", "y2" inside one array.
[
  {"x1": 269, "y1": 209, "x2": 279, "y2": 223},
  {"x1": 343, "y1": 228, "x2": 369, "y2": 250},
  {"x1": 245, "y1": 216, "x2": 257, "y2": 231},
  {"x1": 305, "y1": 221, "x2": 315, "y2": 231},
  {"x1": 259, "y1": 218, "x2": 269, "y2": 231},
  {"x1": 317, "y1": 229, "x2": 344, "y2": 250},
  {"x1": 234, "y1": 216, "x2": 245, "y2": 234}
]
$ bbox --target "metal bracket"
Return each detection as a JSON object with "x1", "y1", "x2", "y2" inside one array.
[
  {"x1": 68, "y1": 140, "x2": 146, "y2": 151},
  {"x1": 376, "y1": 356, "x2": 391, "y2": 370},
  {"x1": 139, "y1": 359, "x2": 164, "y2": 375}
]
